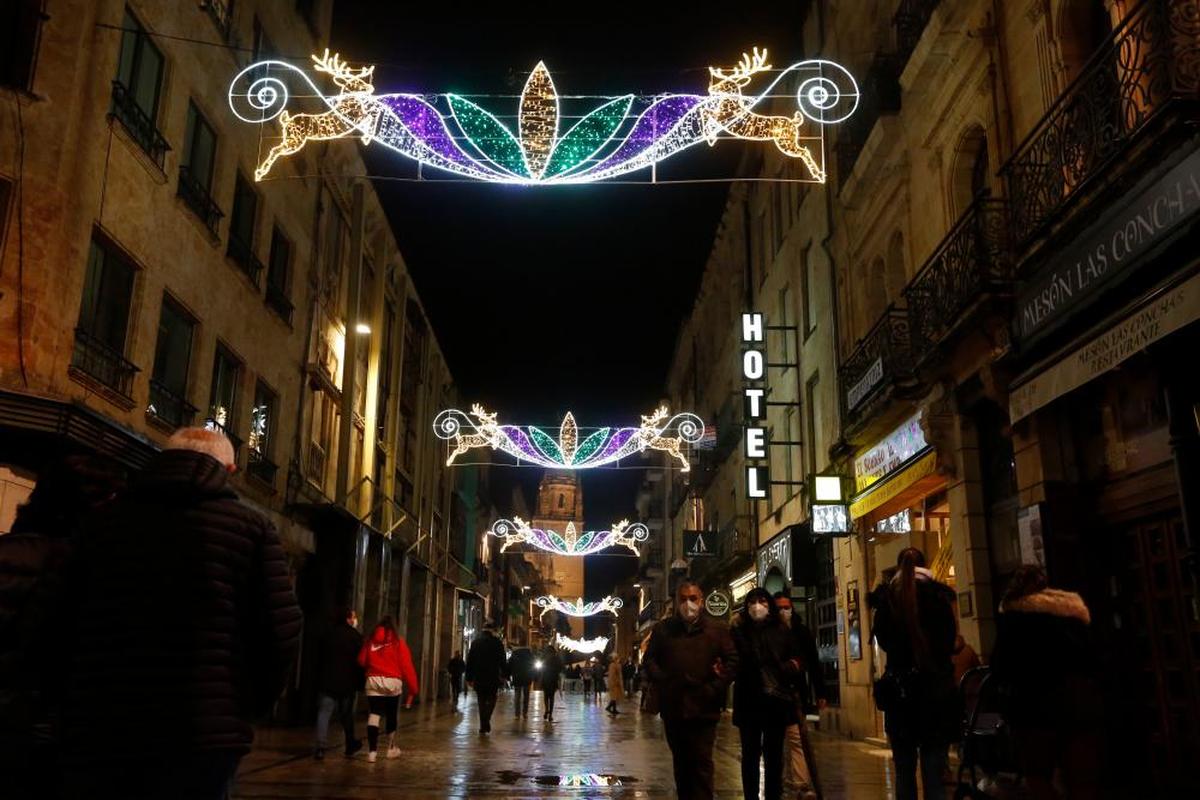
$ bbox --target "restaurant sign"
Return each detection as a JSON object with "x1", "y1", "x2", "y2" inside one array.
[{"x1": 853, "y1": 411, "x2": 927, "y2": 493}]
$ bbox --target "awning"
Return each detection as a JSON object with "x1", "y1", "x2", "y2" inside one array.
[{"x1": 849, "y1": 448, "x2": 939, "y2": 520}]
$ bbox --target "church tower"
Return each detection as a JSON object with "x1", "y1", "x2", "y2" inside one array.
[{"x1": 530, "y1": 471, "x2": 587, "y2": 639}]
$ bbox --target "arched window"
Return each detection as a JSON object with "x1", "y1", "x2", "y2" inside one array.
[
  {"x1": 1057, "y1": 0, "x2": 1114, "y2": 83},
  {"x1": 558, "y1": 494, "x2": 565, "y2": 509},
  {"x1": 885, "y1": 231, "x2": 907, "y2": 305},
  {"x1": 950, "y1": 126, "x2": 989, "y2": 217}
]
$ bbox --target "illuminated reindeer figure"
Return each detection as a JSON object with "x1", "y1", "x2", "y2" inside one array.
[
  {"x1": 255, "y1": 50, "x2": 381, "y2": 180},
  {"x1": 705, "y1": 48, "x2": 824, "y2": 180},
  {"x1": 637, "y1": 406, "x2": 694, "y2": 472},
  {"x1": 444, "y1": 403, "x2": 502, "y2": 465}
]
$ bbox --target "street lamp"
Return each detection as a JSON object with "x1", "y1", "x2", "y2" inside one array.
[{"x1": 355, "y1": 322, "x2": 371, "y2": 335}]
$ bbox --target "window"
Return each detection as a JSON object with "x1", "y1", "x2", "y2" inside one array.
[
  {"x1": 179, "y1": 102, "x2": 221, "y2": 233},
  {"x1": 785, "y1": 406, "x2": 798, "y2": 491},
  {"x1": 557, "y1": 494, "x2": 565, "y2": 510},
  {"x1": 805, "y1": 373, "x2": 821, "y2": 476},
  {"x1": 2, "y1": 0, "x2": 43, "y2": 90},
  {"x1": 322, "y1": 202, "x2": 346, "y2": 306},
  {"x1": 777, "y1": 284, "x2": 793, "y2": 364},
  {"x1": 73, "y1": 235, "x2": 137, "y2": 396},
  {"x1": 755, "y1": 210, "x2": 769, "y2": 286},
  {"x1": 266, "y1": 227, "x2": 292, "y2": 322},
  {"x1": 248, "y1": 380, "x2": 278, "y2": 485},
  {"x1": 111, "y1": 8, "x2": 166, "y2": 166},
  {"x1": 308, "y1": 389, "x2": 337, "y2": 485},
  {"x1": 801, "y1": 245, "x2": 818, "y2": 338},
  {"x1": 207, "y1": 345, "x2": 241, "y2": 449},
  {"x1": 204, "y1": 0, "x2": 234, "y2": 39},
  {"x1": 376, "y1": 301, "x2": 396, "y2": 440},
  {"x1": 148, "y1": 296, "x2": 196, "y2": 427},
  {"x1": 227, "y1": 175, "x2": 260, "y2": 282}
]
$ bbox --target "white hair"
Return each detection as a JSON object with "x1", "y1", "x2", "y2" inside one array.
[{"x1": 166, "y1": 426, "x2": 236, "y2": 467}]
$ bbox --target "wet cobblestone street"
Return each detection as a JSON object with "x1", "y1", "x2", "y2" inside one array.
[{"x1": 235, "y1": 689, "x2": 899, "y2": 798}]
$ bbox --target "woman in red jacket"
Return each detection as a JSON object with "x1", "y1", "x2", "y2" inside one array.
[{"x1": 357, "y1": 617, "x2": 419, "y2": 762}]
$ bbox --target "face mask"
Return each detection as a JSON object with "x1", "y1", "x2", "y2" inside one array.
[
  {"x1": 748, "y1": 603, "x2": 769, "y2": 622},
  {"x1": 779, "y1": 608, "x2": 793, "y2": 623},
  {"x1": 680, "y1": 600, "x2": 701, "y2": 621}
]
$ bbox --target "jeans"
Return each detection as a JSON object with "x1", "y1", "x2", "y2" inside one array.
[
  {"x1": 477, "y1": 686, "x2": 498, "y2": 730},
  {"x1": 663, "y1": 719, "x2": 718, "y2": 800},
  {"x1": 738, "y1": 720, "x2": 787, "y2": 800},
  {"x1": 315, "y1": 693, "x2": 357, "y2": 750},
  {"x1": 785, "y1": 720, "x2": 820, "y2": 791},
  {"x1": 890, "y1": 734, "x2": 948, "y2": 800},
  {"x1": 514, "y1": 682, "x2": 530, "y2": 715}
]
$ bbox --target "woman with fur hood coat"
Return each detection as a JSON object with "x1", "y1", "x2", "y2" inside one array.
[{"x1": 991, "y1": 565, "x2": 1101, "y2": 800}]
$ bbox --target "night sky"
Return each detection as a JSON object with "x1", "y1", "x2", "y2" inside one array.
[{"x1": 329, "y1": 3, "x2": 805, "y2": 594}]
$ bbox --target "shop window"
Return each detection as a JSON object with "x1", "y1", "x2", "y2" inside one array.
[
  {"x1": 2, "y1": 0, "x2": 43, "y2": 90},
  {"x1": 148, "y1": 295, "x2": 196, "y2": 428}
]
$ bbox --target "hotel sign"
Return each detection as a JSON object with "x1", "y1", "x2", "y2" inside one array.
[
  {"x1": 1016, "y1": 146, "x2": 1200, "y2": 343},
  {"x1": 742, "y1": 312, "x2": 769, "y2": 499}
]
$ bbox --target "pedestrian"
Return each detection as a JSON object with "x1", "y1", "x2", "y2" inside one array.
[
  {"x1": 773, "y1": 592, "x2": 826, "y2": 800},
  {"x1": 591, "y1": 658, "x2": 606, "y2": 702},
  {"x1": 730, "y1": 588, "x2": 803, "y2": 800},
  {"x1": 59, "y1": 427, "x2": 303, "y2": 800},
  {"x1": 539, "y1": 646, "x2": 564, "y2": 721},
  {"x1": 622, "y1": 658, "x2": 635, "y2": 695},
  {"x1": 990, "y1": 565, "x2": 1101, "y2": 800},
  {"x1": 0, "y1": 454, "x2": 125, "y2": 799},
  {"x1": 582, "y1": 662, "x2": 593, "y2": 697},
  {"x1": 507, "y1": 645, "x2": 536, "y2": 717},
  {"x1": 466, "y1": 624, "x2": 506, "y2": 733},
  {"x1": 447, "y1": 650, "x2": 466, "y2": 705},
  {"x1": 605, "y1": 656, "x2": 625, "y2": 715},
  {"x1": 358, "y1": 616, "x2": 419, "y2": 762},
  {"x1": 314, "y1": 607, "x2": 364, "y2": 760},
  {"x1": 643, "y1": 579, "x2": 737, "y2": 800},
  {"x1": 868, "y1": 547, "x2": 958, "y2": 800}
]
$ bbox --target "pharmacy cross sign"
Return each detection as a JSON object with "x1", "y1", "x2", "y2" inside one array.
[{"x1": 228, "y1": 48, "x2": 858, "y2": 185}]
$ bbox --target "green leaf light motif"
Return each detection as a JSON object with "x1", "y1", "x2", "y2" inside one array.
[
  {"x1": 543, "y1": 95, "x2": 635, "y2": 178},
  {"x1": 573, "y1": 427, "x2": 611, "y2": 465},
  {"x1": 529, "y1": 426, "x2": 564, "y2": 464},
  {"x1": 573, "y1": 531, "x2": 595, "y2": 553},
  {"x1": 447, "y1": 94, "x2": 528, "y2": 178}
]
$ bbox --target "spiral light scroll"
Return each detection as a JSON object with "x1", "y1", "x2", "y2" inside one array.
[{"x1": 794, "y1": 59, "x2": 860, "y2": 124}]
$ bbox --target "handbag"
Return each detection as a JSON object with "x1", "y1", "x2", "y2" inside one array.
[{"x1": 873, "y1": 669, "x2": 917, "y2": 713}]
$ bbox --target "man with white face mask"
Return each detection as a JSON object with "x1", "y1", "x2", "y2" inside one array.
[{"x1": 643, "y1": 580, "x2": 737, "y2": 800}]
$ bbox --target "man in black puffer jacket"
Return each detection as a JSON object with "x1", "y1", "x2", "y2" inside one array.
[{"x1": 59, "y1": 427, "x2": 303, "y2": 799}]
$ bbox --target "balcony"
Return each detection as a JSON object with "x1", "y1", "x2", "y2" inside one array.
[
  {"x1": 836, "y1": 53, "x2": 902, "y2": 187},
  {"x1": 109, "y1": 81, "x2": 169, "y2": 170},
  {"x1": 203, "y1": 417, "x2": 243, "y2": 458},
  {"x1": 894, "y1": 0, "x2": 942, "y2": 69},
  {"x1": 266, "y1": 281, "x2": 293, "y2": 324},
  {"x1": 1002, "y1": 0, "x2": 1200, "y2": 251},
  {"x1": 307, "y1": 442, "x2": 327, "y2": 483},
  {"x1": 247, "y1": 449, "x2": 278, "y2": 487},
  {"x1": 226, "y1": 235, "x2": 264, "y2": 287},
  {"x1": 178, "y1": 166, "x2": 223, "y2": 236},
  {"x1": 70, "y1": 328, "x2": 139, "y2": 399},
  {"x1": 147, "y1": 379, "x2": 198, "y2": 429},
  {"x1": 839, "y1": 306, "x2": 916, "y2": 433},
  {"x1": 903, "y1": 197, "x2": 1013, "y2": 364}
]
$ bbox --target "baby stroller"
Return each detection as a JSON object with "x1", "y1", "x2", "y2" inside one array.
[{"x1": 954, "y1": 666, "x2": 1020, "y2": 799}]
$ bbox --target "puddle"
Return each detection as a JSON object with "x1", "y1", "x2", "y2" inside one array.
[{"x1": 496, "y1": 771, "x2": 638, "y2": 788}]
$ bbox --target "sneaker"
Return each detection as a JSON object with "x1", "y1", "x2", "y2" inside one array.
[
  {"x1": 386, "y1": 746, "x2": 401, "y2": 759},
  {"x1": 367, "y1": 751, "x2": 377, "y2": 763},
  {"x1": 344, "y1": 739, "x2": 363, "y2": 758},
  {"x1": 314, "y1": 748, "x2": 325, "y2": 760}
]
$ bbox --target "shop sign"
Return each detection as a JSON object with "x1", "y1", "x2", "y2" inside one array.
[
  {"x1": 849, "y1": 449, "x2": 937, "y2": 519},
  {"x1": 1011, "y1": 269, "x2": 1200, "y2": 422},
  {"x1": 812, "y1": 503, "x2": 850, "y2": 535},
  {"x1": 846, "y1": 356, "x2": 883, "y2": 412},
  {"x1": 705, "y1": 590, "x2": 731, "y2": 617},
  {"x1": 756, "y1": 529, "x2": 791, "y2": 586},
  {"x1": 853, "y1": 412, "x2": 928, "y2": 493},
  {"x1": 876, "y1": 509, "x2": 911, "y2": 534},
  {"x1": 682, "y1": 530, "x2": 716, "y2": 558},
  {"x1": 741, "y1": 312, "x2": 769, "y2": 498},
  {"x1": 730, "y1": 569, "x2": 757, "y2": 602},
  {"x1": 1016, "y1": 146, "x2": 1200, "y2": 344}
]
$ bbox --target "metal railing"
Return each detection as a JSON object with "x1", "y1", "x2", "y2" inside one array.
[
  {"x1": 894, "y1": 0, "x2": 942, "y2": 68},
  {"x1": 1002, "y1": 0, "x2": 1200, "y2": 249},
  {"x1": 839, "y1": 306, "x2": 914, "y2": 427},
  {"x1": 203, "y1": 417, "x2": 243, "y2": 456},
  {"x1": 248, "y1": 448, "x2": 278, "y2": 486},
  {"x1": 266, "y1": 281, "x2": 293, "y2": 323},
  {"x1": 178, "y1": 165, "x2": 223, "y2": 235},
  {"x1": 307, "y1": 443, "x2": 327, "y2": 484},
  {"x1": 904, "y1": 197, "x2": 1013, "y2": 363},
  {"x1": 109, "y1": 81, "x2": 169, "y2": 169},
  {"x1": 226, "y1": 234, "x2": 264, "y2": 286},
  {"x1": 836, "y1": 53, "x2": 902, "y2": 187},
  {"x1": 147, "y1": 378, "x2": 198, "y2": 428},
  {"x1": 70, "y1": 328, "x2": 139, "y2": 398}
]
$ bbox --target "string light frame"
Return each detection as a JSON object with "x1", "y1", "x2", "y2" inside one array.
[
  {"x1": 536, "y1": 595, "x2": 623, "y2": 619},
  {"x1": 229, "y1": 48, "x2": 859, "y2": 184},
  {"x1": 555, "y1": 633, "x2": 609, "y2": 654},
  {"x1": 488, "y1": 517, "x2": 649, "y2": 556},
  {"x1": 435, "y1": 405, "x2": 704, "y2": 472}
]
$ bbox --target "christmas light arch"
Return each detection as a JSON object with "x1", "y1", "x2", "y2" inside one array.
[
  {"x1": 488, "y1": 517, "x2": 649, "y2": 557},
  {"x1": 555, "y1": 634, "x2": 609, "y2": 654},
  {"x1": 536, "y1": 595, "x2": 623, "y2": 619},
  {"x1": 228, "y1": 48, "x2": 858, "y2": 184}
]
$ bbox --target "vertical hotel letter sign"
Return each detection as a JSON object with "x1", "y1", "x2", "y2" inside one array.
[{"x1": 742, "y1": 313, "x2": 769, "y2": 498}]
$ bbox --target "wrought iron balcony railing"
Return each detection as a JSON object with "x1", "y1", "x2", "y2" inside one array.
[
  {"x1": 70, "y1": 328, "x2": 139, "y2": 398},
  {"x1": 203, "y1": 417, "x2": 243, "y2": 457},
  {"x1": 226, "y1": 235, "x2": 264, "y2": 286},
  {"x1": 147, "y1": 378, "x2": 198, "y2": 428},
  {"x1": 904, "y1": 197, "x2": 1013, "y2": 363},
  {"x1": 836, "y1": 53, "x2": 902, "y2": 187},
  {"x1": 248, "y1": 448, "x2": 279, "y2": 486},
  {"x1": 266, "y1": 281, "x2": 294, "y2": 323},
  {"x1": 894, "y1": 0, "x2": 942, "y2": 68},
  {"x1": 178, "y1": 166, "x2": 223, "y2": 235},
  {"x1": 109, "y1": 81, "x2": 169, "y2": 169},
  {"x1": 839, "y1": 306, "x2": 914, "y2": 428},
  {"x1": 1002, "y1": 0, "x2": 1200, "y2": 250}
]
